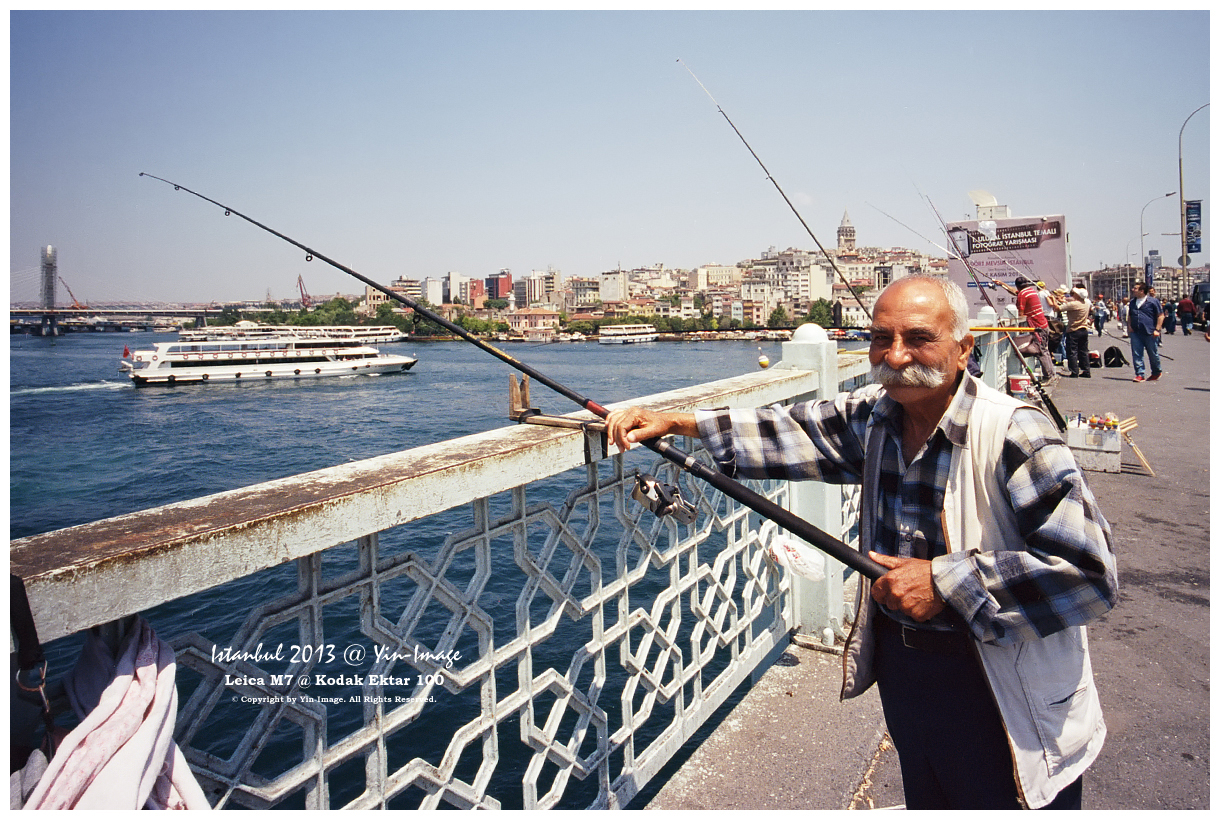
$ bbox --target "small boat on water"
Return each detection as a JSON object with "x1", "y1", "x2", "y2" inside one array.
[
  {"x1": 178, "y1": 323, "x2": 409, "y2": 345},
  {"x1": 597, "y1": 324, "x2": 659, "y2": 345},
  {"x1": 119, "y1": 335, "x2": 417, "y2": 386}
]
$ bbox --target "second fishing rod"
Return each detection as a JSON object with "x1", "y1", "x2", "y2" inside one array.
[{"x1": 140, "y1": 173, "x2": 887, "y2": 581}]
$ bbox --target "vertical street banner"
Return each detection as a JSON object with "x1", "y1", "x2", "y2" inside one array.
[
  {"x1": 1186, "y1": 200, "x2": 1202, "y2": 255},
  {"x1": 945, "y1": 215, "x2": 1069, "y2": 315}
]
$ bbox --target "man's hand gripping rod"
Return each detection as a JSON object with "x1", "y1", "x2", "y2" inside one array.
[{"x1": 140, "y1": 173, "x2": 886, "y2": 580}]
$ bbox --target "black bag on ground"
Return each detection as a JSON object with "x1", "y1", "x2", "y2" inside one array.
[{"x1": 1103, "y1": 346, "x2": 1128, "y2": 367}]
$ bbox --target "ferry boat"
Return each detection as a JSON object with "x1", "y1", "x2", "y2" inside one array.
[
  {"x1": 597, "y1": 324, "x2": 659, "y2": 345},
  {"x1": 178, "y1": 323, "x2": 409, "y2": 345},
  {"x1": 119, "y1": 336, "x2": 417, "y2": 386}
]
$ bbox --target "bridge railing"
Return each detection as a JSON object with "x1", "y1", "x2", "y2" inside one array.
[{"x1": 12, "y1": 321, "x2": 1013, "y2": 810}]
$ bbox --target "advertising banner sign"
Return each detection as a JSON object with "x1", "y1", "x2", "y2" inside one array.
[
  {"x1": 1186, "y1": 200, "x2": 1202, "y2": 254},
  {"x1": 945, "y1": 215, "x2": 1069, "y2": 315}
]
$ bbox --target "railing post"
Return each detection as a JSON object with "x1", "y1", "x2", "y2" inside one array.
[
  {"x1": 775, "y1": 324, "x2": 849, "y2": 645},
  {"x1": 972, "y1": 306, "x2": 1000, "y2": 390}
]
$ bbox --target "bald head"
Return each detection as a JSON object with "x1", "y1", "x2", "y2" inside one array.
[{"x1": 875, "y1": 275, "x2": 970, "y2": 341}]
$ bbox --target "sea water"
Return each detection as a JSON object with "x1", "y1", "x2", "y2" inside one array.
[{"x1": 8, "y1": 331, "x2": 806, "y2": 808}]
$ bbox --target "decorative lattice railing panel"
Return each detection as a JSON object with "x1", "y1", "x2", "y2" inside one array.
[{"x1": 170, "y1": 442, "x2": 793, "y2": 810}]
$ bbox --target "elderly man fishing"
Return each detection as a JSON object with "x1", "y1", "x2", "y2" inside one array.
[{"x1": 606, "y1": 275, "x2": 1118, "y2": 810}]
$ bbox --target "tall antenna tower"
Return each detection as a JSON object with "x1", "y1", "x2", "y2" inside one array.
[{"x1": 40, "y1": 246, "x2": 57, "y2": 309}]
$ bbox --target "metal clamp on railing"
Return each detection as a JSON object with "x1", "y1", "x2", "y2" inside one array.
[{"x1": 632, "y1": 473, "x2": 698, "y2": 524}]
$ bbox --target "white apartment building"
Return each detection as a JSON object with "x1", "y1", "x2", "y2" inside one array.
[
  {"x1": 741, "y1": 279, "x2": 785, "y2": 316},
  {"x1": 600, "y1": 269, "x2": 629, "y2": 303},
  {"x1": 693, "y1": 264, "x2": 740, "y2": 291},
  {"x1": 423, "y1": 278, "x2": 444, "y2": 305},
  {"x1": 443, "y1": 271, "x2": 467, "y2": 303},
  {"x1": 566, "y1": 276, "x2": 601, "y2": 307},
  {"x1": 837, "y1": 295, "x2": 874, "y2": 329},
  {"x1": 775, "y1": 249, "x2": 815, "y2": 306}
]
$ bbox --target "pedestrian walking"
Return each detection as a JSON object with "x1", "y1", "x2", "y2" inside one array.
[
  {"x1": 1119, "y1": 297, "x2": 1130, "y2": 338},
  {"x1": 1127, "y1": 282, "x2": 1163, "y2": 382},
  {"x1": 1177, "y1": 296, "x2": 1196, "y2": 335},
  {"x1": 605, "y1": 275, "x2": 1117, "y2": 810},
  {"x1": 1093, "y1": 297, "x2": 1109, "y2": 337}
]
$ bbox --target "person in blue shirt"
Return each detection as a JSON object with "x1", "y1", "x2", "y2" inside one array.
[{"x1": 1127, "y1": 282, "x2": 1163, "y2": 381}]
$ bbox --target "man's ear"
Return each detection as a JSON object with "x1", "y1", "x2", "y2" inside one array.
[{"x1": 956, "y1": 333, "x2": 975, "y2": 371}]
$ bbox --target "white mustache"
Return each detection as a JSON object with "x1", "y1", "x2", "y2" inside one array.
[{"x1": 870, "y1": 361, "x2": 946, "y2": 388}]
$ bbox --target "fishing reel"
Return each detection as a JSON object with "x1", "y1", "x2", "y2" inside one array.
[{"x1": 632, "y1": 473, "x2": 698, "y2": 525}]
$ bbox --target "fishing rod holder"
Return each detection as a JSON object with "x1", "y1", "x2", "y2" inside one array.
[
  {"x1": 508, "y1": 374, "x2": 606, "y2": 433},
  {"x1": 509, "y1": 374, "x2": 611, "y2": 466}
]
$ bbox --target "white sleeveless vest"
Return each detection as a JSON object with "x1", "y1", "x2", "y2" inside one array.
[{"x1": 841, "y1": 378, "x2": 1106, "y2": 808}]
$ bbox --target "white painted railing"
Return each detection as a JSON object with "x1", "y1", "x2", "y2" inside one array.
[{"x1": 12, "y1": 321, "x2": 1013, "y2": 810}]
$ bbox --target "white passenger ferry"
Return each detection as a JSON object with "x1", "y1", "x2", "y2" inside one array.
[
  {"x1": 597, "y1": 324, "x2": 659, "y2": 345},
  {"x1": 178, "y1": 323, "x2": 409, "y2": 345},
  {"x1": 119, "y1": 336, "x2": 417, "y2": 386}
]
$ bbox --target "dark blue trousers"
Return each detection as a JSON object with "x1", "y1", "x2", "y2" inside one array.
[{"x1": 873, "y1": 616, "x2": 1083, "y2": 809}]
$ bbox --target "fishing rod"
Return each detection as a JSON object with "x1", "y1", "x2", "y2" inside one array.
[
  {"x1": 139, "y1": 173, "x2": 886, "y2": 581},
  {"x1": 677, "y1": 59, "x2": 871, "y2": 323}
]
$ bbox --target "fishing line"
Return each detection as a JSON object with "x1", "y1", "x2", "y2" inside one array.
[
  {"x1": 140, "y1": 172, "x2": 886, "y2": 580},
  {"x1": 865, "y1": 201, "x2": 1018, "y2": 295},
  {"x1": 677, "y1": 59, "x2": 871, "y2": 322}
]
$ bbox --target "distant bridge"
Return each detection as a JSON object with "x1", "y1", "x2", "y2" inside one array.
[{"x1": 10, "y1": 307, "x2": 225, "y2": 336}]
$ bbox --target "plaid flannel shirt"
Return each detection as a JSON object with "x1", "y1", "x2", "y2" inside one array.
[{"x1": 695, "y1": 375, "x2": 1117, "y2": 644}]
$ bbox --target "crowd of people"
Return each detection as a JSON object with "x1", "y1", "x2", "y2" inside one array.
[{"x1": 1007, "y1": 277, "x2": 1207, "y2": 383}]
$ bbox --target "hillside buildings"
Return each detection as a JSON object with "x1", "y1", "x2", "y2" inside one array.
[{"x1": 352, "y1": 211, "x2": 988, "y2": 333}]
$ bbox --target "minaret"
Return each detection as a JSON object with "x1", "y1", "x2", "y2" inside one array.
[{"x1": 837, "y1": 212, "x2": 856, "y2": 254}]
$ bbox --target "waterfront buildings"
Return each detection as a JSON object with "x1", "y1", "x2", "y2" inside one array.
[{"x1": 224, "y1": 208, "x2": 1207, "y2": 337}]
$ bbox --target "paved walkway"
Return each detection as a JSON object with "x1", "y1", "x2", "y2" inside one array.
[{"x1": 646, "y1": 331, "x2": 1210, "y2": 810}]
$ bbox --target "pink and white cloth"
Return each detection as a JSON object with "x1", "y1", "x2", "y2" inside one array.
[{"x1": 20, "y1": 617, "x2": 210, "y2": 810}]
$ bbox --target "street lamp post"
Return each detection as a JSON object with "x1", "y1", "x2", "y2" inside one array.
[
  {"x1": 1179, "y1": 103, "x2": 1209, "y2": 298},
  {"x1": 1126, "y1": 238, "x2": 1138, "y2": 289},
  {"x1": 1141, "y1": 191, "x2": 1176, "y2": 289}
]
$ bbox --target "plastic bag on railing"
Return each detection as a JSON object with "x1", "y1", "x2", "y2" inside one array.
[{"x1": 767, "y1": 536, "x2": 826, "y2": 582}]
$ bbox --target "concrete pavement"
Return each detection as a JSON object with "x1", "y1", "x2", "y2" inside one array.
[{"x1": 645, "y1": 330, "x2": 1210, "y2": 810}]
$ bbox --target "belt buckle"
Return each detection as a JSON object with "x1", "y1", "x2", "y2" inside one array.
[{"x1": 900, "y1": 625, "x2": 918, "y2": 650}]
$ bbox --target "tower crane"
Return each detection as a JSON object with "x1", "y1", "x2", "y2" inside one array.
[
  {"x1": 297, "y1": 275, "x2": 313, "y2": 310},
  {"x1": 58, "y1": 277, "x2": 86, "y2": 309}
]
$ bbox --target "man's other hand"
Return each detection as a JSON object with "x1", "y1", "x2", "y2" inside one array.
[{"x1": 868, "y1": 552, "x2": 947, "y2": 622}]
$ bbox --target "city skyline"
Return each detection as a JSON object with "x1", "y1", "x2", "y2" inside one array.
[{"x1": 10, "y1": 10, "x2": 1211, "y2": 305}]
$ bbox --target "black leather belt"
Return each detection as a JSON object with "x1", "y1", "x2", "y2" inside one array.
[{"x1": 877, "y1": 614, "x2": 972, "y2": 656}]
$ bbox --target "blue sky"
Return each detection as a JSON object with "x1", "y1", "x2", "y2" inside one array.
[{"x1": 9, "y1": 10, "x2": 1211, "y2": 304}]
